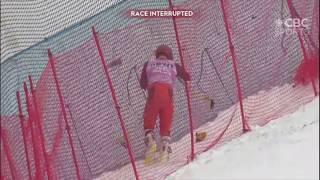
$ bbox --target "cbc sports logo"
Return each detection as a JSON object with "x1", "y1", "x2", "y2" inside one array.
[{"x1": 275, "y1": 18, "x2": 310, "y2": 36}]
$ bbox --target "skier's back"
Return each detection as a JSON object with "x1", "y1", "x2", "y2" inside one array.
[{"x1": 140, "y1": 45, "x2": 190, "y2": 164}]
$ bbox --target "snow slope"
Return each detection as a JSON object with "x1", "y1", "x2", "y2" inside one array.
[
  {"x1": 167, "y1": 97, "x2": 319, "y2": 180},
  {"x1": 96, "y1": 83, "x2": 318, "y2": 180}
]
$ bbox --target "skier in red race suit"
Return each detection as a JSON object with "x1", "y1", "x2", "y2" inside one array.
[{"x1": 140, "y1": 45, "x2": 190, "y2": 163}]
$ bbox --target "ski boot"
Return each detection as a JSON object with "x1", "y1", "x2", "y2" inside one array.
[
  {"x1": 144, "y1": 132, "x2": 157, "y2": 165},
  {"x1": 159, "y1": 136, "x2": 172, "y2": 163}
]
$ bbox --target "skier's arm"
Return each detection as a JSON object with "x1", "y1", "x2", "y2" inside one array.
[
  {"x1": 176, "y1": 63, "x2": 191, "y2": 81},
  {"x1": 140, "y1": 62, "x2": 148, "y2": 90}
]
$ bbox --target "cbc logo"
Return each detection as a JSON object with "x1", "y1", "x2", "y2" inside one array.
[{"x1": 276, "y1": 18, "x2": 309, "y2": 28}]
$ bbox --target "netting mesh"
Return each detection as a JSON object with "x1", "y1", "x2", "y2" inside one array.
[
  {"x1": 0, "y1": 0, "x2": 122, "y2": 62},
  {"x1": 1, "y1": 0, "x2": 319, "y2": 180}
]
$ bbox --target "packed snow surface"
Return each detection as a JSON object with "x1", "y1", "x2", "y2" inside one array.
[{"x1": 167, "y1": 97, "x2": 319, "y2": 180}]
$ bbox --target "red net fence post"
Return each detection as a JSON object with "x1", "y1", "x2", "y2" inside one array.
[
  {"x1": 91, "y1": 26, "x2": 140, "y2": 180},
  {"x1": 286, "y1": 0, "x2": 319, "y2": 96},
  {"x1": 28, "y1": 75, "x2": 54, "y2": 180},
  {"x1": 16, "y1": 91, "x2": 33, "y2": 180},
  {"x1": 23, "y1": 81, "x2": 44, "y2": 180},
  {"x1": 47, "y1": 49, "x2": 81, "y2": 180},
  {"x1": 219, "y1": 0, "x2": 251, "y2": 132},
  {"x1": 0, "y1": 128, "x2": 19, "y2": 180},
  {"x1": 168, "y1": 0, "x2": 196, "y2": 161},
  {"x1": 219, "y1": 0, "x2": 318, "y2": 131}
]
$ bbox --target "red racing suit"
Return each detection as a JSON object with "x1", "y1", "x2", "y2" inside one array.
[{"x1": 140, "y1": 59, "x2": 190, "y2": 136}]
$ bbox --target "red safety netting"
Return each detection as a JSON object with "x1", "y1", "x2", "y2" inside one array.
[{"x1": 1, "y1": 0, "x2": 318, "y2": 179}]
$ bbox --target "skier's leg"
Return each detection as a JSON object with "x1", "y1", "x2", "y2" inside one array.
[
  {"x1": 144, "y1": 83, "x2": 170, "y2": 136},
  {"x1": 143, "y1": 95, "x2": 158, "y2": 137},
  {"x1": 159, "y1": 100, "x2": 174, "y2": 162},
  {"x1": 159, "y1": 98, "x2": 174, "y2": 138},
  {"x1": 143, "y1": 91, "x2": 159, "y2": 165}
]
